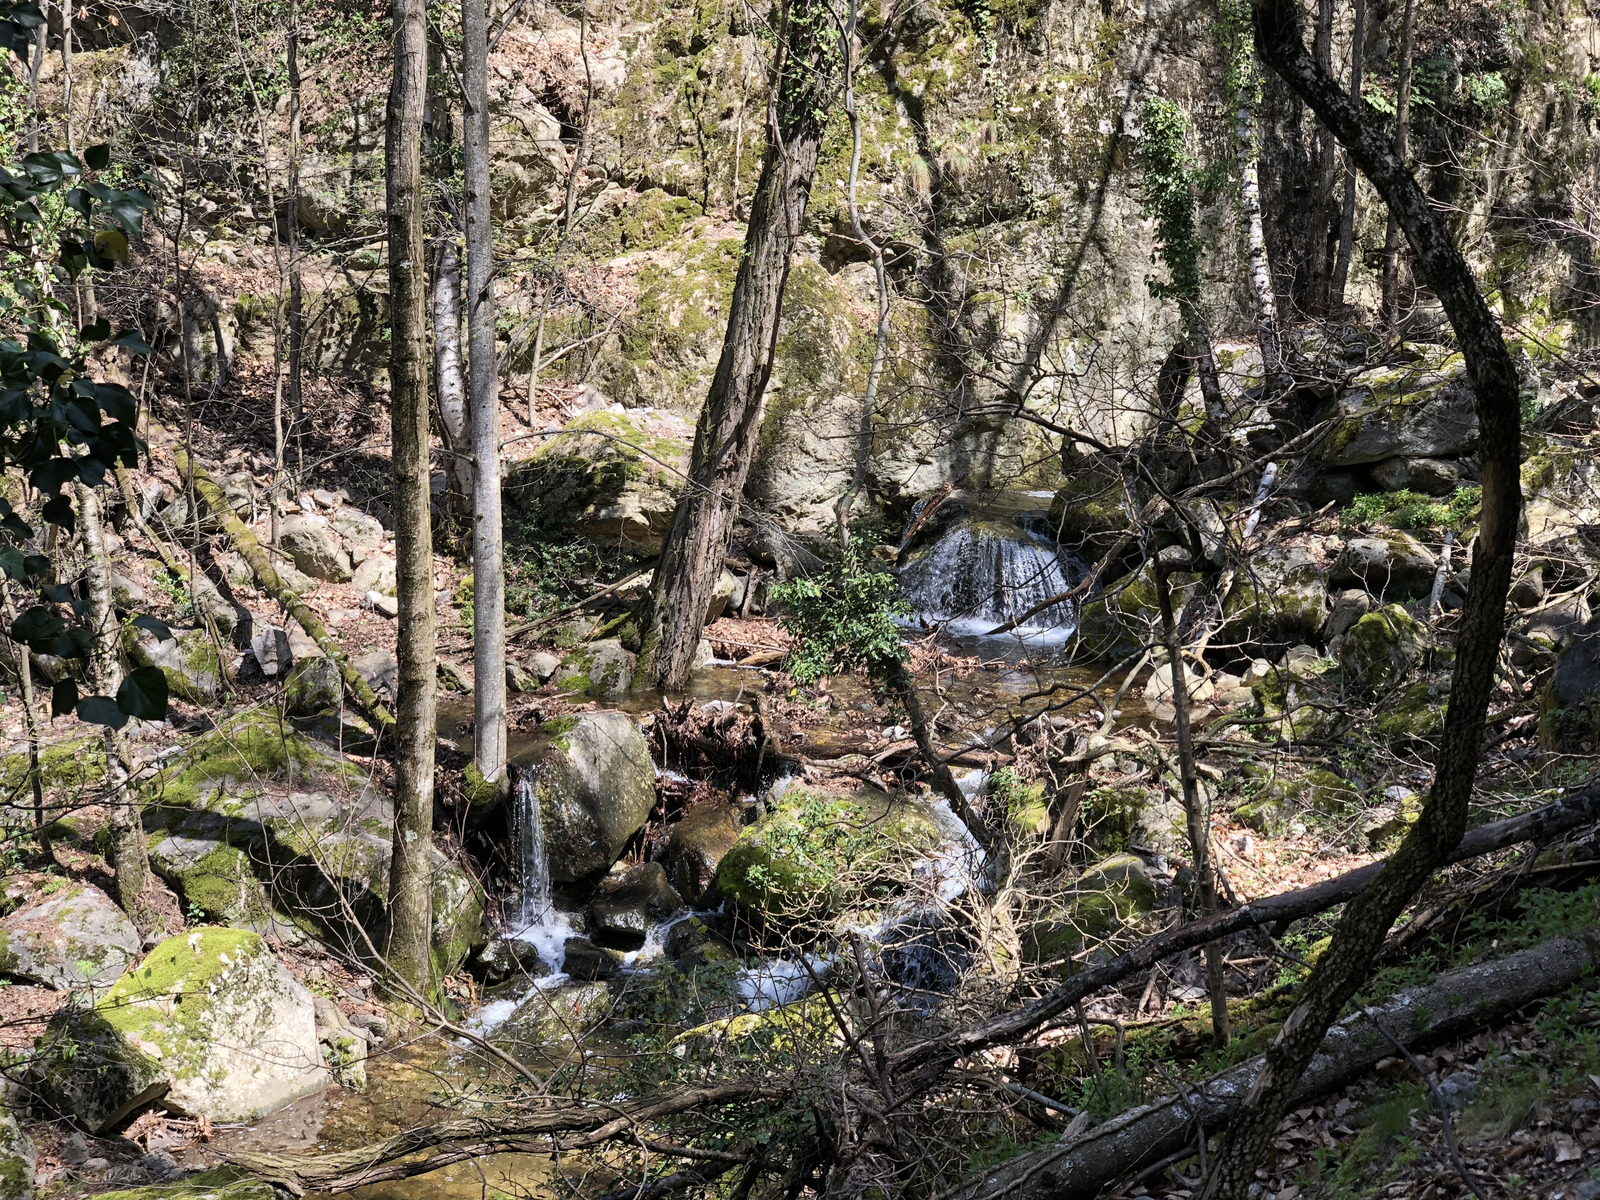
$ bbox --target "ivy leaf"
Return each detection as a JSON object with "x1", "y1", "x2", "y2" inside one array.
[
  {"x1": 50, "y1": 678, "x2": 77, "y2": 717},
  {"x1": 10, "y1": 605, "x2": 63, "y2": 643},
  {"x1": 40, "y1": 493, "x2": 73, "y2": 531},
  {"x1": 76, "y1": 695, "x2": 127, "y2": 730},
  {"x1": 92, "y1": 229, "x2": 129, "y2": 265},
  {"x1": 117, "y1": 666, "x2": 167, "y2": 720},
  {"x1": 131, "y1": 614, "x2": 173, "y2": 642},
  {"x1": 84, "y1": 144, "x2": 110, "y2": 171},
  {"x1": 110, "y1": 328, "x2": 151, "y2": 355}
]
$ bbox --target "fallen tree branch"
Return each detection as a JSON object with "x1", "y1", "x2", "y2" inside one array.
[
  {"x1": 890, "y1": 785, "x2": 1600, "y2": 1083},
  {"x1": 945, "y1": 929, "x2": 1600, "y2": 1200},
  {"x1": 174, "y1": 448, "x2": 396, "y2": 735}
]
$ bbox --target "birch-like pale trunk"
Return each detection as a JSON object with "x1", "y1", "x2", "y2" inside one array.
[
  {"x1": 1237, "y1": 94, "x2": 1286, "y2": 393},
  {"x1": 1328, "y1": 0, "x2": 1367, "y2": 309},
  {"x1": 432, "y1": 239, "x2": 473, "y2": 512},
  {"x1": 1381, "y1": 0, "x2": 1417, "y2": 330}
]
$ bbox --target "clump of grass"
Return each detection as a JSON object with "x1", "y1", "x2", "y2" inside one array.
[{"x1": 1342, "y1": 486, "x2": 1481, "y2": 533}]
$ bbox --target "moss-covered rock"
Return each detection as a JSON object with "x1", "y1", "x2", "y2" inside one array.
[
  {"x1": 1075, "y1": 563, "x2": 1200, "y2": 663},
  {"x1": 1024, "y1": 853, "x2": 1159, "y2": 973},
  {"x1": 1049, "y1": 457, "x2": 1132, "y2": 563},
  {"x1": 283, "y1": 656, "x2": 342, "y2": 717},
  {"x1": 528, "y1": 711, "x2": 656, "y2": 882},
  {"x1": 35, "y1": 929, "x2": 328, "y2": 1129},
  {"x1": 663, "y1": 802, "x2": 741, "y2": 907},
  {"x1": 1374, "y1": 681, "x2": 1446, "y2": 740},
  {"x1": 1320, "y1": 352, "x2": 1478, "y2": 468},
  {"x1": 554, "y1": 637, "x2": 636, "y2": 698},
  {"x1": 1338, "y1": 604, "x2": 1431, "y2": 691},
  {"x1": 1330, "y1": 533, "x2": 1439, "y2": 600},
  {"x1": 713, "y1": 788, "x2": 944, "y2": 926},
  {"x1": 0, "y1": 878, "x2": 140, "y2": 990},
  {"x1": 587, "y1": 862, "x2": 685, "y2": 948},
  {"x1": 493, "y1": 980, "x2": 613, "y2": 1054},
  {"x1": 1220, "y1": 547, "x2": 1328, "y2": 654},
  {"x1": 124, "y1": 625, "x2": 239, "y2": 706},
  {"x1": 92, "y1": 1167, "x2": 274, "y2": 1200},
  {"x1": 0, "y1": 1098, "x2": 33, "y2": 1200},
  {"x1": 0, "y1": 738, "x2": 105, "y2": 807}
]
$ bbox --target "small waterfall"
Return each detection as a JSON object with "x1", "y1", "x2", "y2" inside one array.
[
  {"x1": 898, "y1": 517, "x2": 1077, "y2": 639},
  {"x1": 509, "y1": 764, "x2": 552, "y2": 931}
]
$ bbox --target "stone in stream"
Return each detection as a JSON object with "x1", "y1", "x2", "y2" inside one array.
[
  {"x1": 313, "y1": 994, "x2": 367, "y2": 1091},
  {"x1": 529, "y1": 712, "x2": 656, "y2": 882},
  {"x1": 0, "y1": 877, "x2": 141, "y2": 990},
  {"x1": 493, "y1": 980, "x2": 613, "y2": 1053},
  {"x1": 587, "y1": 863, "x2": 686, "y2": 948},
  {"x1": 663, "y1": 801, "x2": 741, "y2": 907},
  {"x1": 476, "y1": 938, "x2": 549, "y2": 983},
  {"x1": 554, "y1": 638, "x2": 635, "y2": 698},
  {"x1": 561, "y1": 937, "x2": 625, "y2": 981},
  {"x1": 665, "y1": 916, "x2": 737, "y2": 967},
  {"x1": 33, "y1": 929, "x2": 329, "y2": 1130}
]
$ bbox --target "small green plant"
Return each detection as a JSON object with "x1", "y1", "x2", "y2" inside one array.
[
  {"x1": 772, "y1": 537, "x2": 910, "y2": 692},
  {"x1": 1342, "y1": 486, "x2": 1481, "y2": 533}
]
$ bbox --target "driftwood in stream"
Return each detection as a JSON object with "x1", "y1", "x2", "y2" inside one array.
[
  {"x1": 889, "y1": 784, "x2": 1600, "y2": 1084},
  {"x1": 174, "y1": 449, "x2": 396, "y2": 735},
  {"x1": 650, "y1": 698, "x2": 798, "y2": 792},
  {"x1": 950, "y1": 931, "x2": 1600, "y2": 1200}
]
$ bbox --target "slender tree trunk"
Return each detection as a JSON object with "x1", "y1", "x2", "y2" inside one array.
[
  {"x1": 1328, "y1": 0, "x2": 1366, "y2": 309},
  {"x1": 1199, "y1": 3, "x2": 1523, "y2": 1194},
  {"x1": 1308, "y1": 0, "x2": 1335, "y2": 313},
  {"x1": 26, "y1": 2, "x2": 43, "y2": 154},
  {"x1": 77, "y1": 483, "x2": 150, "y2": 923},
  {"x1": 433, "y1": 240, "x2": 473, "y2": 512},
  {"x1": 1152, "y1": 552, "x2": 1230, "y2": 1047},
  {"x1": 0, "y1": 589, "x2": 48, "y2": 849},
  {"x1": 1381, "y1": 0, "x2": 1416, "y2": 331},
  {"x1": 59, "y1": 9, "x2": 72, "y2": 154},
  {"x1": 463, "y1": 0, "x2": 506, "y2": 785},
  {"x1": 639, "y1": 0, "x2": 844, "y2": 690},
  {"x1": 1183, "y1": 306, "x2": 1227, "y2": 437},
  {"x1": 287, "y1": 2, "x2": 304, "y2": 491},
  {"x1": 384, "y1": 0, "x2": 438, "y2": 1000},
  {"x1": 1237, "y1": 91, "x2": 1286, "y2": 393}
]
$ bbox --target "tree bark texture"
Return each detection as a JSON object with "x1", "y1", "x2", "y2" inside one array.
[
  {"x1": 1195, "y1": 3, "x2": 1524, "y2": 1194},
  {"x1": 1307, "y1": 0, "x2": 1336, "y2": 313},
  {"x1": 952, "y1": 932, "x2": 1600, "y2": 1200},
  {"x1": 1328, "y1": 0, "x2": 1366, "y2": 309},
  {"x1": 77, "y1": 482, "x2": 150, "y2": 920},
  {"x1": 463, "y1": 0, "x2": 507, "y2": 785},
  {"x1": 384, "y1": 0, "x2": 438, "y2": 999},
  {"x1": 432, "y1": 240, "x2": 473, "y2": 512},
  {"x1": 1381, "y1": 0, "x2": 1417, "y2": 330},
  {"x1": 640, "y1": 0, "x2": 842, "y2": 690},
  {"x1": 1236, "y1": 92, "x2": 1285, "y2": 393}
]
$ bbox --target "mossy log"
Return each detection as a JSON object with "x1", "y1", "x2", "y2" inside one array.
[
  {"x1": 950, "y1": 930, "x2": 1600, "y2": 1200},
  {"x1": 174, "y1": 449, "x2": 395, "y2": 735}
]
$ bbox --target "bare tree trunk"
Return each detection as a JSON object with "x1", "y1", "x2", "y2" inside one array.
[
  {"x1": 384, "y1": 0, "x2": 438, "y2": 1001},
  {"x1": 1381, "y1": 0, "x2": 1416, "y2": 331},
  {"x1": 639, "y1": 0, "x2": 844, "y2": 690},
  {"x1": 1328, "y1": 0, "x2": 1366, "y2": 309},
  {"x1": 77, "y1": 482, "x2": 150, "y2": 923},
  {"x1": 432, "y1": 240, "x2": 473, "y2": 511},
  {"x1": 1307, "y1": 0, "x2": 1335, "y2": 313},
  {"x1": 59, "y1": 9, "x2": 72, "y2": 154},
  {"x1": 1236, "y1": 91, "x2": 1286, "y2": 394},
  {"x1": 463, "y1": 0, "x2": 506, "y2": 786},
  {"x1": 286, "y1": 1, "x2": 304, "y2": 501},
  {"x1": 0, "y1": 588, "x2": 48, "y2": 848},
  {"x1": 26, "y1": 2, "x2": 43, "y2": 153},
  {"x1": 1197, "y1": 3, "x2": 1524, "y2": 1194},
  {"x1": 1152, "y1": 551, "x2": 1229, "y2": 1047}
]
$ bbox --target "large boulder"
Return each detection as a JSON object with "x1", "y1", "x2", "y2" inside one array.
[
  {"x1": 554, "y1": 638, "x2": 635, "y2": 698},
  {"x1": 284, "y1": 657, "x2": 342, "y2": 717},
  {"x1": 1049, "y1": 456, "x2": 1135, "y2": 564},
  {"x1": 492, "y1": 981, "x2": 612, "y2": 1054},
  {"x1": 1338, "y1": 604, "x2": 1432, "y2": 691},
  {"x1": 503, "y1": 407, "x2": 692, "y2": 555},
  {"x1": 1074, "y1": 559, "x2": 1201, "y2": 663},
  {"x1": 0, "y1": 1096, "x2": 32, "y2": 1199},
  {"x1": 1219, "y1": 546, "x2": 1328, "y2": 654},
  {"x1": 125, "y1": 626, "x2": 240, "y2": 706},
  {"x1": 663, "y1": 802, "x2": 741, "y2": 907},
  {"x1": 277, "y1": 514, "x2": 353, "y2": 583},
  {"x1": 587, "y1": 863, "x2": 685, "y2": 948},
  {"x1": 715, "y1": 788, "x2": 944, "y2": 927},
  {"x1": 0, "y1": 878, "x2": 140, "y2": 991},
  {"x1": 1320, "y1": 352, "x2": 1478, "y2": 468},
  {"x1": 530, "y1": 712, "x2": 657, "y2": 882},
  {"x1": 1544, "y1": 616, "x2": 1600, "y2": 750},
  {"x1": 140, "y1": 713, "x2": 485, "y2": 972},
  {"x1": 1024, "y1": 853, "x2": 1159, "y2": 974},
  {"x1": 1330, "y1": 533, "x2": 1438, "y2": 600},
  {"x1": 34, "y1": 929, "x2": 329, "y2": 1130}
]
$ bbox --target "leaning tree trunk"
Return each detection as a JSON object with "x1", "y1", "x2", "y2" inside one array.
[
  {"x1": 1236, "y1": 87, "x2": 1286, "y2": 395},
  {"x1": 1197, "y1": 2, "x2": 1524, "y2": 1195},
  {"x1": 638, "y1": 0, "x2": 842, "y2": 691},
  {"x1": 77, "y1": 482, "x2": 150, "y2": 923},
  {"x1": 463, "y1": 0, "x2": 506, "y2": 785},
  {"x1": 383, "y1": 0, "x2": 438, "y2": 1002},
  {"x1": 1327, "y1": 0, "x2": 1366, "y2": 309}
]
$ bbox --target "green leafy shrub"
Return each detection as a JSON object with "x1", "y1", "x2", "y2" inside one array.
[
  {"x1": 1342, "y1": 486, "x2": 1481, "y2": 532},
  {"x1": 771, "y1": 537, "x2": 910, "y2": 691}
]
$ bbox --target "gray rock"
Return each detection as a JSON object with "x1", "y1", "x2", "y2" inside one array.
[
  {"x1": 1367, "y1": 456, "x2": 1471, "y2": 495},
  {"x1": 284, "y1": 657, "x2": 342, "y2": 717},
  {"x1": 125, "y1": 626, "x2": 239, "y2": 705},
  {"x1": 1322, "y1": 354, "x2": 1479, "y2": 467},
  {"x1": 329, "y1": 507, "x2": 385, "y2": 553},
  {"x1": 587, "y1": 863, "x2": 685, "y2": 947},
  {"x1": 705, "y1": 569, "x2": 740, "y2": 622},
  {"x1": 372, "y1": 593, "x2": 399, "y2": 618},
  {"x1": 554, "y1": 638, "x2": 635, "y2": 698},
  {"x1": 493, "y1": 980, "x2": 612, "y2": 1056},
  {"x1": 1219, "y1": 546, "x2": 1328, "y2": 654},
  {"x1": 475, "y1": 938, "x2": 548, "y2": 983},
  {"x1": 0, "y1": 1100, "x2": 34, "y2": 1198},
  {"x1": 437, "y1": 659, "x2": 471, "y2": 691},
  {"x1": 1508, "y1": 567, "x2": 1545, "y2": 609},
  {"x1": 1436, "y1": 1070, "x2": 1477, "y2": 1110},
  {"x1": 664, "y1": 802, "x2": 741, "y2": 907},
  {"x1": 351, "y1": 649, "x2": 398, "y2": 697},
  {"x1": 531, "y1": 711, "x2": 656, "y2": 881},
  {"x1": 664, "y1": 916, "x2": 737, "y2": 967},
  {"x1": 559, "y1": 937, "x2": 623, "y2": 981},
  {"x1": 506, "y1": 661, "x2": 539, "y2": 693},
  {"x1": 312, "y1": 994, "x2": 366, "y2": 1091},
  {"x1": 278, "y1": 515, "x2": 353, "y2": 582},
  {"x1": 0, "y1": 879, "x2": 140, "y2": 990},
  {"x1": 312, "y1": 489, "x2": 339, "y2": 508},
  {"x1": 1322, "y1": 588, "x2": 1374, "y2": 641},
  {"x1": 351, "y1": 555, "x2": 396, "y2": 596},
  {"x1": 110, "y1": 573, "x2": 146, "y2": 609},
  {"x1": 251, "y1": 625, "x2": 294, "y2": 677},
  {"x1": 528, "y1": 651, "x2": 561, "y2": 682},
  {"x1": 1330, "y1": 533, "x2": 1438, "y2": 599}
]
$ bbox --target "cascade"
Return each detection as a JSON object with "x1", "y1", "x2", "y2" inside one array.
[
  {"x1": 509, "y1": 764, "x2": 552, "y2": 931},
  {"x1": 897, "y1": 513, "x2": 1077, "y2": 639}
]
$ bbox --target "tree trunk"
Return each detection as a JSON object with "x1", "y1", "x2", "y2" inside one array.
[
  {"x1": 1152, "y1": 552, "x2": 1229, "y2": 1047},
  {"x1": 287, "y1": 3, "x2": 304, "y2": 477},
  {"x1": 432, "y1": 240, "x2": 473, "y2": 513},
  {"x1": 1328, "y1": 0, "x2": 1366, "y2": 309},
  {"x1": 383, "y1": 0, "x2": 438, "y2": 1001},
  {"x1": 1196, "y1": 3, "x2": 1524, "y2": 1194},
  {"x1": 1236, "y1": 91, "x2": 1286, "y2": 394},
  {"x1": 1381, "y1": 0, "x2": 1417, "y2": 331},
  {"x1": 1307, "y1": 0, "x2": 1335, "y2": 314},
  {"x1": 463, "y1": 0, "x2": 506, "y2": 786},
  {"x1": 77, "y1": 482, "x2": 150, "y2": 923},
  {"x1": 638, "y1": 0, "x2": 842, "y2": 691},
  {"x1": 26, "y1": 2, "x2": 43, "y2": 153}
]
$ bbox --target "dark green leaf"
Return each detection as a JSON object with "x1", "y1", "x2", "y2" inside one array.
[
  {"x1": 84, "y1": 144, "x2": 109, "y2": 170},
  {"x1": 50, "y1": 678, "x2": 77, "y2": 717},
  {"x1": 0, "y1": 548, "x2": 23, "y2": 580},
  {"x1": 76, "y1": 695, "x2": 127, "y2": 730},
  {"x1": 40, "y1": 493, "x2": 73, "y2": 530},
  {"x1": 110, "y1": 328, "x2": 151, "y2": 355},
  {"x1": 117, "y1": 666, "x2": 167, "y2": 720},
  {"x1": 131, "y1": 614, "x2": 173, "y2": 642},
  {"x1": 39, "y1": 584, "x2": 71, "y2": 604},
  {"x1": 10, "y1": 605, "x2": 63, "y2": 642},
  {"x1": 78, "y1": 319, "x2": 109, "y2": 342}
]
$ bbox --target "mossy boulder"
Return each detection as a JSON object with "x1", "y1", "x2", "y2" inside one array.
[
  {"x1": 529, "y1": 711, "x2": 656, "y2": 882},
  {"x1": 1049, "y1": 456, "x2": 1130, "y2": 564},
  {"x1": 1374, "y1": 681, "x2": 1446, "y2": 740},
  {"x1": 283, "y1": 656, "x2": 342, "y2": 717},
  {"x1": 503, "y1": 407, "x2": 692, "y2": 554},
  {"x1": 125, "y1": 625, "x2": 239, "y2": 706},
  {"x1": 1249, "y1": 653, "x2": 1342, "y2": 741},
  {"x1": 663, "y1": 802, "x2": 741, "y2": 906},
  {"x1": 1024, "y1": 853, "x2": 1159, "y2": 973},
  {"x1": 0, "y1": 738, "x2": 105, "y2": 804},
  {"x1": 35, "y1": 929, "x2": 328, "y2": 1129},
  {"x1": 554, "y1": 638, "x2": 636, "y2": 698},
  {"x1": 1302, "y1": 768, "x2": 1360, "y2": 812},
  {"x1": 0, "y1": 1099, "x2": 32, "y2": 1200},
  {"x1": 713, "y1": 788, "x2": 944, "y2": 926},
  {"x1": 1338, "y1": 604, "x2": 1431, "y2": 691},
  {"x1": 92, "y1": 1168, "x2": 273, "y2": 1200},
  {"x1": 1075, "y1": 563, "x2": 1201, "y2": 663},
  {"x1": 493, "y1": 980, "x2": 612, "y2": 1053},
  {"x1": 1330, "y1": 533, "x2": 1438, "y2": 600},
  {"x1": 1220, "y1": 547, "x2": 1329, "y2": 654},
  {"x1": 1320, "y1": 352, "x2": 1478, "y2": 468},
  {"x1": 146, "y1": 835, "x2": 275, "y2": 931},
  {"x1": 0, "y1": 878, "x2": 140, "y2": 990}
]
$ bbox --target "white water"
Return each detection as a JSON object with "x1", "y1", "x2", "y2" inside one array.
[
  {"x1": 503, "y1": 768, "x2": 576, "y2": 977},
  {"x1": 897, "y1": 519, "x2": 1077, "y2": 642}
]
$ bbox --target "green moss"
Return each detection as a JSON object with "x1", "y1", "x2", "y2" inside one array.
[
  {"x1": 91, "y1": 1167, "x2": 273, "y2": 1200},
  {"x1": 140, "y1": 710, "x2": 353, "y2": 810},
  {"x1": 614, "y1": 188, "x2": 704, "y2": 252},
  {"x1": 1374, "y1": 682, "x2": 1445, "y2": 739},
  {"x1": 1303, "y1": 769, "x2": 1359, "y2": 813},
  {"x1": 1024, "y1": 853, "x2": 1158, "y2": 972},
  {"x1": 0, "y1": 737, "x2": 106, "y2": 799},
  {"x1": 1079, "y1": 785, "x2": 1147, "y2": 851},
  {"x1": 1340, "y1": 604, "x2": 1430, "y2": 692}
]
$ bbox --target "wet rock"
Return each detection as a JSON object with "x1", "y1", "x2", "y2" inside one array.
[
  {"x1": 1048, "y1": 456, "x2": 1131, "y2": 564},
  {"x1": 313, "y1": 995, "x2": 366, "y2": 1092},
  {"x1": 1024, "y1": 853, "x2": 1159, "y2": 975},
  {"x1": 278, "y1": 514, "x2": 353, "y2": 582},
  {"x1": 1337, "y1": 604, "x2": 1432, "y2": 691},
  {"x1": 559, "y1": 937, "x2": 623, "y2": 981},
  {"x1": 494, "y1": 980, "x2": 612, "y2": 1052},
  {"x1": 665, "y1": 916, "x2": 737, "y2": 967},
  {"x1": 531, "y1": 712, "x2": 656, "y2": 882},
  {"x1": 0, "y1": 878, "x2": 140, "y2": 990},
  {"x1": 284, "y1": 657, "x2": 342, "y2": 717},
  {"x1": 1330, "y1": 533, "x2": 1438, "y2": 600},
  {"x1": 125, "y1": 625, "x2": 239, "y2": 705},
  {"x1": 505, "y1": 661, "x2": 539, "y2": 693},
  {"x1": 664, "y1": 802, "x2": 740, "y2": 907},
  {"x1": 588, "y1": 863, "x2": 686, "y2": 948},
  {"x1": 554, "y1": 639, "x2": 635, "y2": 698},
  {"x1": 34, "y1": 929, "x2": 328, "y2": 1129},
  {"x1": 475, "y1": 938, "x2": 548, "y2": 983}
]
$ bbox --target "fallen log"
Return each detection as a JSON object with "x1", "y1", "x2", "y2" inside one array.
[
  {"x1": 174, "y1": 449, "x2": 396, "y2": 736},
  {"x1": 891, "y1": 784, "x2": 1600, "y2": 1081},
  {"x1": 948, "y1": 929, "x2": 1600, "y2": 1200}
]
